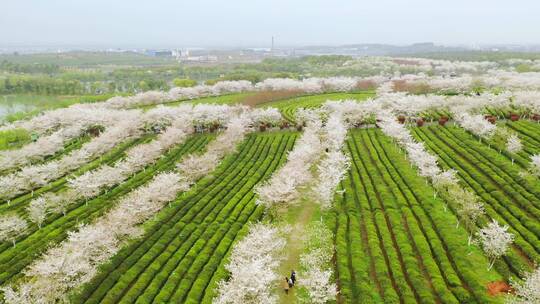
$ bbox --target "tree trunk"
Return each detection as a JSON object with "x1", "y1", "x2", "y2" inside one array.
[{"x1": 488, "y1": 259, "x2": 495, "y2": 271}]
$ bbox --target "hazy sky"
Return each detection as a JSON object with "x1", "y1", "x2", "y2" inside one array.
[{"x1": 1, "y1": 0, "x2": 539, "y2": 47}]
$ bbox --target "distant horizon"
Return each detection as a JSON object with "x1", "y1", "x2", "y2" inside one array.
[
  {"x1": 2, "y1": 0, "x2": 540, "y2": 48},
  {"x1": 2, "y1": 41, "x2": 540, "y2": 53}
]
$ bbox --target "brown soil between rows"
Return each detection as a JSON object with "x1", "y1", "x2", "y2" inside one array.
[{"x1": 487, "y1": 281, "x2": 512, "y2": 297}]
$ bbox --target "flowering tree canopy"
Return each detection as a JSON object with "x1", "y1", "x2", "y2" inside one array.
[
  {"x1": 215, "y1": 223, "x2": 286, "y2": 304},
  {"x1": 508, "y1": 266, "x2": 540, "y2": 304},
  {"x1": 0, "y1": 215, "x2": 27, "y2": 247},
  {"x1": 476, "y1": 220, "x2": 514, "y2": 270}
]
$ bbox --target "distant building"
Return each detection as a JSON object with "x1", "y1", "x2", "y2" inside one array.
[
  {"x1": 180, "y1": 55, "x2": 218, "y2": 63},
  {"x1": 145, "y1": 50, "x2": 173, "y2": 57}
]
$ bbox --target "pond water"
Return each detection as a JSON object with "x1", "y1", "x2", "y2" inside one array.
[{"x1": 0, "y1": 101, "x2": 36, "y2": 122}]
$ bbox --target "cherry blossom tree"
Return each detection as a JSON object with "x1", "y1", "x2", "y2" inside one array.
[
  {"x1": 214, "y1": 223, "x2": 286, "y2": 304},
  {"x1": 530, "y1": 154, "x2": 540, "y2": 177},
  {"x1": 312, "y1": 110, "x2": 350, "y2": 208},
  {"x1": 42, "y1": 192, "x2": 74, "y2": 217},
  {"x1": 453, "y1": 112, "x2": 496, "y2": 141},
  {"x1": 256, "y1": 112, "x2": 324, "y2": 207},
  {"x1": 0, "y1": 215, "x2": 27, "y2": 247},
  {"x1": 247, "y1": 108, "x2": 283, "y2": 127},
  {"x1": 178, "y1": 116, "x2": 249, "y2": 182},
  {"x1": 508, "y1": 266, "x2": 540, "y2": 304},
  {"x1": 432, "y1": 169, "x2": 459, "y2": 196},
  {"x1": 506, "y1": 134, "x2": 522, "y2": 164},
  {"x1": 476, "y1": 220, "x2": 514, "y2": 270},
  {"x1": 455, "y1": 193, "x2": 485, "y2": 245},
  {"x1": 297, "y1": 221, "x2": 337, "y2": 304},
  {"x1": 27, "y1": 197, "x2": 48, "y2": 228}
]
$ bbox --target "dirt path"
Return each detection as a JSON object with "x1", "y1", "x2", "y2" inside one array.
[{"x1": 275, "y1": 196, "x2": 320, "y2": 303}]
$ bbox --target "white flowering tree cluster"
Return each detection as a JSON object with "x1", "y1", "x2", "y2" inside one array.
[
  {"x1": 0, "y1": 125, "x2": 85, "y2": 172},
  {"x1": 214, "y1": 223, "x2": 286, "y2": 304},
  {"x1": 247, "y1": 108, "x2": 283, "y2": 127},
  {"x1": 0, "y1": 104, "x2": 122, "y2": 135},
  {"x1": 322, "y1": 99, "x2": 374, "y2": 126},
  {"x1": 0, "y1": 106, "x2": 131, "y2": 172},
  {"x1": 530, "y1": 154, "x2": 540, "y2": 177},
  {"x1": 506, "y1": 134, "x2": 523, "y2": 164},
  {"x1": 476, "y1": 220, "x2": 514, "y2": 270},
  {"x1": 0, "y1": 215, "x2": 28, "y2": 247},
  {"x1": 256, "y1": 111, "x2": 324, "y2": 208},
  {"x1": 507, "y1": 266, "x2": 540, "y2": 304},
  {"x1": 69, "y1": 119, "x2": 192, "y2": 198},
  {"x1": 312, "y1": 106, "x2": 350, "y2": 208},
  {"x1": 177, "y1": 116, "x2": 250, "y2": 181},
  {"x1": 513, "y1": 90, "x2": 540, "y2": 114},
  {"x1": 104, "y1": 80, "x2": 254, "y2": 108},
  {"x1": 149, "y1": 103, "x2": 240, "y2": 131},
  {"x1": 0, "y1": 172, "x2": 184, "y2": 303},
  {"x1": 296, "y1": 221, "x2": 338, "y2": 304},
  {"x1": 254, "y1": 77, "x2": 369, "y2": 94},
  {"x1": 1, "y1": 115, "x2": 252, "y2": 303},
  {"x1": 100, "y1": 77, "x2": 387, "y2": 109},
  {"x1": 19, "y1": 120, "x2": 193, "y2": 227},
  {"x1": 0, "y1": 111, "x2": 144, "y2": 201},
  {"x1": 18, "y1": 105, "x2": 252, "y2": 233},
  {"x1": 0, "y1": 103, "x2": 248, "y2": 202},
  {"x1": 26, "y1": 197, "x2": 48, "y2": 229},
  {"x1": 453, "y1": 112, "x2": 497, "y2": 141},
  {"x1": 380, "y1": 70, "x2": 540, "y2": 94}
]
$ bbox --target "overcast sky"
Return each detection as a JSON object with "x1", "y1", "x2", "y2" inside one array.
[{"x1": 1, "y1": 0, "x2": 539, "y2": 47}]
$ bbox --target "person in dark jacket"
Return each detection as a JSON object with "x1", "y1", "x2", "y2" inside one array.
[{"x1": 291, "y1": 270, "x2": 297, "y2": 285}]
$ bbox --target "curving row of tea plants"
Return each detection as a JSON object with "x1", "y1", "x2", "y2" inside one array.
[
  {"x1": 71, "y1": 132, "x2": 296, "y2": 304},
  {"x1": 331, "y1": 129, "x2": 502, "y2": 304}
]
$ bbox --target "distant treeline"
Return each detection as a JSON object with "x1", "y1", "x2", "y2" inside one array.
[
  {"x1": 0, "y1": 60, "x2": 60, "y2": 74},
  {"x1": 404, "y1": 51, "x2": 540, "y2": 62}
]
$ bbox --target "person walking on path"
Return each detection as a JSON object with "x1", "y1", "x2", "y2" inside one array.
[
  {"x1": 283, "y1": 277, "x2": 290, "y2": 294},
  {"x1": 287, "y1": 276, "x2": 294, "y2": 288},
  {"x1": 291, "y1": 270, "x2": 297, "y2": 285}
]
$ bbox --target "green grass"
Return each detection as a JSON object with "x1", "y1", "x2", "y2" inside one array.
[{"x1": 0, "y1": 128, "x2": 31, "y2": 151}]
